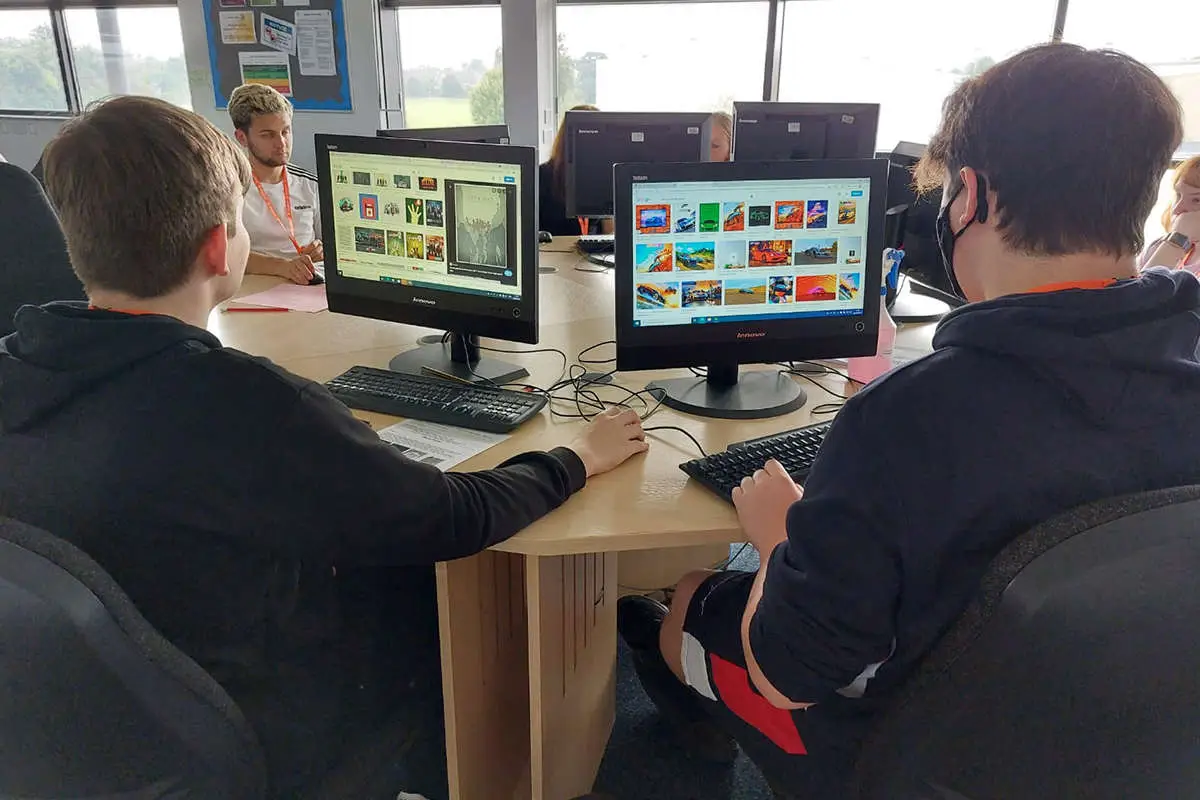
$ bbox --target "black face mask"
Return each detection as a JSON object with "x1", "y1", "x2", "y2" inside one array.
[{"x1": 935, "y1": 174, "x2": 989, "y2": 301}]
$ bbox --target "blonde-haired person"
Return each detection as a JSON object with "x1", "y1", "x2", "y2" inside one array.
[
  {"x1": 709, "y1": 110, "x2": 732, "y2": 162},
  {"x1": 228, "y1": 83, "x2": 323, "y2": 284},
  {"x1": 0, "y1": 95, "x2": 648, "y2": 796},
  {"x1": 1141, "y1": 155, "x2": 1200, "y2": 272}
]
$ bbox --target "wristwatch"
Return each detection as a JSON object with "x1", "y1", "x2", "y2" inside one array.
[{"x1": 1165, "y1": 231, "x2": 1193, "y2": 251}]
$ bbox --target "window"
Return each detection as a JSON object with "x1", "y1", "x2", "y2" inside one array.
[
  {"x1": 1060, "y1": 0, "x2": 1200, "y2": 148},
  {"x1": 63, "y1": 6, "x2": 190, "y2": 110},
  {"x1": 556, "y1": 2, "x2": 770, "y2": 118},
  {"x1": 777, "y1": 0, "x2": 1057, "y2": 150},
  {"x1": 393, "y1": 7, "x2": 504, "y2": 128},
  {"x1": 0, "y1": 9, "x2": 68, "y2": 112}
]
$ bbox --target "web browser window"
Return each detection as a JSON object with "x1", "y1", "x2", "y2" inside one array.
[
  {"x1": 629, "y1": 177, "x2": 871, "y2": 327},
  {"x1": 328, "y1": 152, "x2": 522, "y2": 300}
]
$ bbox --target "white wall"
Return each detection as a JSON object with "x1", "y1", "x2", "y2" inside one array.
[
  {"x1": 0, "y1": 117, "x2": 68, "y2": 171},
  {"x1": 177, "y1": 0, "x2": 384, "y2": 171}
]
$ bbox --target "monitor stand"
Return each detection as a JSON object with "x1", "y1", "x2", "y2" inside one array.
[
  {"x1": 889, "y1": 280, "x2": 952, "y2": 324},
  {"x1": 647, "y1": 364, "x2": 806, "y2": 420},
  {"x1": 388, "y1": 333, "x2": 528, "y2": 385}
]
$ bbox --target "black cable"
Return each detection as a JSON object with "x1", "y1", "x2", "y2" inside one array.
[
  {"x1": 577, "y1": 340, "x2": 616, "y2": 365},
  {"x1": 712, "y1": 542, "x2": 752, "y2": 571},
  {"x1": 643, "y1": 425, "x2": 706, "y2": 457}
]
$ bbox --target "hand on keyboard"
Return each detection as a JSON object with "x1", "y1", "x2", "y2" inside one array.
[
  {"x1": 569, "y1": 407, "x2": 649, "y2": 477},
  {"x1": 732, "y1": 458, "x2": 803, "y2": 552}
]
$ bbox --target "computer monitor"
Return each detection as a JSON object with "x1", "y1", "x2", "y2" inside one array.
[
  {"x1": 732, "y1": 102, "x2": 880, "y2": 162},
  {"x1": 315, "y1": 134, "x2": 538, "y2": 384},
  {"x1": 377, "y1": 125, "x2": 511, "y2": 145},
  {"x1": 882, "y1": 142, "x2": 961, "y2": 322},
  {"x1": 614, "y1": 157, "x2": 888, "y2": 419},
  {"x1": 564, "y1": 111, "x2": 714, "y2": 219}
]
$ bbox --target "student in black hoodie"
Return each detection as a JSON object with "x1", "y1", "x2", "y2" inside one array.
[
  {"x1": 0, "y1": 96, "x2": 649, "y2": 797},
  {"x1": 619, "y1": 44, "x2": 1200, "y2": 798}
]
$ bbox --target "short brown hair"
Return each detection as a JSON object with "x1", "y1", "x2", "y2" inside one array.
[
  {"x1": 44, "y1": 96, "x2": 251, "y2": 298},
  {"x1": 916, "y1": 44, "x2": 1182, "y2": 257},
  {"x1": 228, "y1": 83, "x2": 292, "y2": 132}
]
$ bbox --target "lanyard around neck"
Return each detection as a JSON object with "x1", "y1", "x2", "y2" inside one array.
[{"x1": 253, "y1": 167, "x2": 302, "y2": 255}]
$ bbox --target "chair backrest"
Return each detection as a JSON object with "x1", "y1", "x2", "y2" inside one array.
[
  {"x1": 854, "y1": 485, "x2": 1200, "y2": 800},
  {"x1": 0, "y1": 516, "x2": 267, "y2": 799},
  {"x1": 0, "y1": 162, "x2": 84, "y2": 337}
]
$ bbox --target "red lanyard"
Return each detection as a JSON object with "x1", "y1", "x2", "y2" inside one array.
[
  {"x1": 253, "y1": 168, "x2": 302, "y2": 255},
  {"x1": 1181, "y1": 244, "x2": 1197, "y2": 269}
]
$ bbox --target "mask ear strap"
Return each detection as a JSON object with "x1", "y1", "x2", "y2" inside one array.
[{"x1": 975, "y1": 174, "x2": 990, "y2": 224}]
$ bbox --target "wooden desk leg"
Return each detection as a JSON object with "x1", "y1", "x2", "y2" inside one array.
[
  {"x1": 526, "y1": 552, "x2": 619, "y2": 800},
  {"x1": 437, "y1": 552, "x2": 531, "y2": 800}
]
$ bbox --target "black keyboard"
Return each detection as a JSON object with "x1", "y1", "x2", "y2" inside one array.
[
  {"x1": 325, "y1": 365, "x2": 547, "y2": 433},
  {"x1": 680, "y1": 421, "x2": 832, "y2": 503},
  {"x1": 577, "y1": 234, "x2": 614, "y2": 254}
]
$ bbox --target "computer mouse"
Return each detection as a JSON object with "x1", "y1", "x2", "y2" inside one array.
[
  {"x1": 538, "y1": 230, "x2": 553, "y2": 244},
  {"x1": 308, "y1": 272, "x2": 325, "y2": 286}
]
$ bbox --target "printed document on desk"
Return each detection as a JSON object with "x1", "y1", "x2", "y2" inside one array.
[{"x1": 378, "y1": 419, "x2": 508, "y2": 470}]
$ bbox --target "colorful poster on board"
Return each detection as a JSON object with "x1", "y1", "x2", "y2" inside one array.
[{"x1": 238, "y1": 51, "x2": 293, "y2": 96}]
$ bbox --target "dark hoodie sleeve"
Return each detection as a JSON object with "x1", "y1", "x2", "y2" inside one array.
[
  {"x1": 249, "y1": 383, "x2": 586, "y2": 565},
  {"x1": 747, "y1": 398, "x2": 902, "y2": 704}
]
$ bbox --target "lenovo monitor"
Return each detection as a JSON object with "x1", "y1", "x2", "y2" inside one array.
[
  {"x1": 563, "y1": 110, "x2": 713, "y2": 219},
  {"x1": 732, "y1": 102, "x2": 880, "y2": 162},
  {"x1": 377, "y1": 125, "x2": 511, "y2": 145},
  {"x1": 316, "y1": 134, "x2": 538, "y2": 384},
  {"x1": 614, "y1": 157, "x2": 888, "y2": 419},
  {"x1": 882, "y1": 142, "x2": 961, "y2": 321}
]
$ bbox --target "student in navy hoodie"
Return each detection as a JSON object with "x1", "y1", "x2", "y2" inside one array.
[
  {"x1": 0, "y1": 97, "x2": 649, "y2": 797},
  {"x1": 618, "y1": 43, "x2": 1200, "y2": 798}
]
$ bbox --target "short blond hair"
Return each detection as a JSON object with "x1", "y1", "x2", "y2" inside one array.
[
  {"x1": 44, "y1": 96, "x2": 251, "y2": 298},
  {"x1": 1163, "y1": 155, "x2": 1200, "y2": 232},
  {"x1": 228, "y1": 83, "x2": 292, "y2": 132}
]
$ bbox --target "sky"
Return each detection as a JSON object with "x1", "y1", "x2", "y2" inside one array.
[{"x1": 2, "y1": 6, "x2": 185, "y2": 61}]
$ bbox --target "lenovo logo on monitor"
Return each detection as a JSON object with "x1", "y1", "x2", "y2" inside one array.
[
  {"x1": 412, "y1": 297, "x2": 437, "y2": 306},
  {"x1": 736, "y1": 331, "x2": 767, "y2": 340},
  {"x1": 579, "y1": 129, "x2": 600, "y2": 135}
]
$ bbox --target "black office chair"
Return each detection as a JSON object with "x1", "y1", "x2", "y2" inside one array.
[
  {"x1": 0, "y1": 161, "x2": 84, "y2": 337},
  {"x1": 0, "y1": 515, "x2": 269, "y2": 798},
  {"x1": 852, "y1": 485, "x2": 1200, "y2": 800}
]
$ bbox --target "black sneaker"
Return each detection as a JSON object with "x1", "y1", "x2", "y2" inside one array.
[{"x1": 617, "y1": 596, "x2": 738, "y2": 764}]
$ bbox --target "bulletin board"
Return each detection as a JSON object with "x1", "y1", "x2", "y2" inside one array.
[{"x1": 201, "y1": 0, "x2": 352, "y2": 112}]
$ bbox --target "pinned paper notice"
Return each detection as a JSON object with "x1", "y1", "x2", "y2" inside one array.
[
  {"x1": 260, "y1": 13, "x2": 296, "y2": 55},
  {"x1": 239, "y1": 51, "x2": 292, "y2": 96},
  {"x1": 219, "y1": 11, "x2": 255, "y2": 44},
  {"x1": 295, "y1": 9, "x2": 336, "y2": 76}
]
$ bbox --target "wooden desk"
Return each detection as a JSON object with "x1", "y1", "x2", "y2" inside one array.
[{"x1": 216, "y1": 246, "x2": 933, "y2": 800}]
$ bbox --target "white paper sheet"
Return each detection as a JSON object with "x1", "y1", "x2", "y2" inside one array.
[
  {"x1": 294, "y1": 9, "x2": 336, "y2": 76},
  {"x1": 378, "y1": 419, "x2": 508, "y2": 471},
  {"x1": 260, "y1": 13, "x2": 296, "y2": 55}
]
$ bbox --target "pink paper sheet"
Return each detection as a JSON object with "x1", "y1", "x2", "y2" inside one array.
[{"x1": 233, "y1": 283, "x2": 328, "y2": 313}]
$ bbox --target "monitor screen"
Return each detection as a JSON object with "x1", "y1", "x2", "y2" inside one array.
[
  {"x1": 377, "y1": 125, "x2": 510, "y2": 145},
  {"x1": 564, "y1": 111, "x2": 712, "y2": 219},
  {"x1": 316, "y1": 134, "x2": 538, "y2": 345},
  {"x1": 732, "y1": 102, "x2": 880, "y2": 162},
  {"x1": 615, "y1": 158, "x2": 888, "y2": 372}
]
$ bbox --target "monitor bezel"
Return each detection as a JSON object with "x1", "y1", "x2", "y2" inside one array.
[
  {"x1": 376, "y1": 125, "x2": 511, "y2": 145},
  {"x1": 613, "y1": 157, "x2": 889, "y2": 371},
  {"x1": 563, "y1": 110, "x2": 713, "y2": 219},
  {"x1": 731, "y1": 102, "x2": 881, "y2": 161},
  {"x1": 315, "y1": 133, "x2": 539, "y2": 345}
]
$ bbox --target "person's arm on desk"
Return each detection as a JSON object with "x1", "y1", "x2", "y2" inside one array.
[
  {"x1": 246, "y1": 250, "x2": 315, "y2": 284},
  {"x1": 253, "y1": 384, "x2": 648, "y2": 564},
  {"x1": 737, "y1": 408, "x2": 901, "y2": 710}
]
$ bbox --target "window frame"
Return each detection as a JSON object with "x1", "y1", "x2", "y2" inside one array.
[{"x1": 0, "y1": 0, "x2": 182, "y2": 116}]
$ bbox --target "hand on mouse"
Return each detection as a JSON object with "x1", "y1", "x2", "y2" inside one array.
[
  {"x1": 278, "y1": 254, "x2": 315, "y2": 285},
  {"x1": 569, "y1": 407, "x2": 648, "y2": 478}
]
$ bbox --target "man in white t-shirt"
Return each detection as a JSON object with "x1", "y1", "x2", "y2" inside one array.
[{"x1": 228, "y1": 83, "x2": 322, "y2": 284}]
